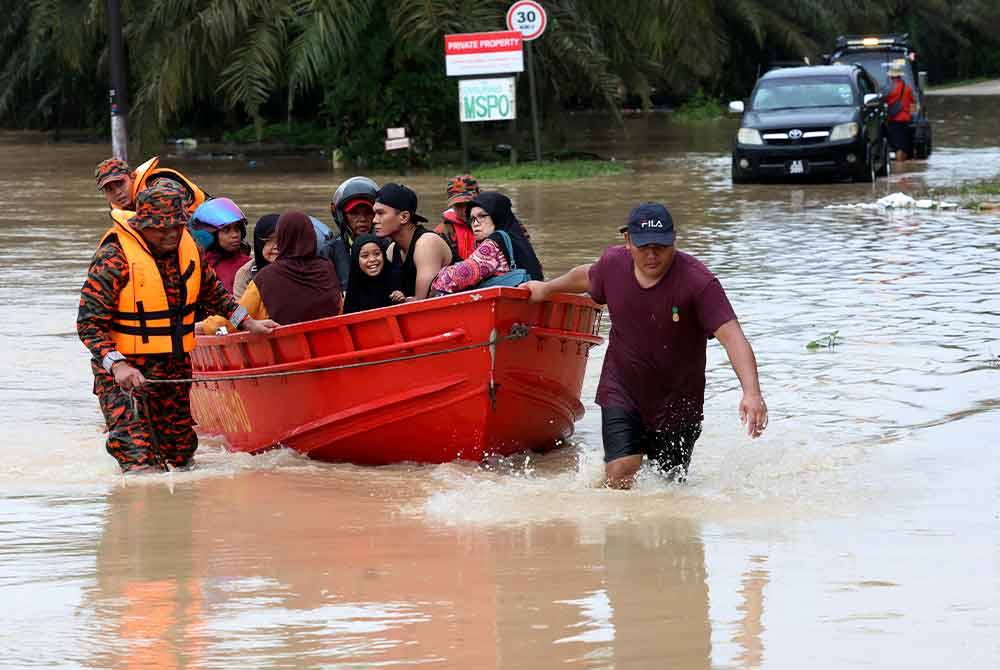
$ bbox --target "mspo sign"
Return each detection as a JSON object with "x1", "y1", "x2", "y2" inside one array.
[
  {"x1": 460, "y1": 78, "x2": 517, "y2": 122},
  {"x1": 445, "y1": 31, "x2": 523, "y2": 77}
]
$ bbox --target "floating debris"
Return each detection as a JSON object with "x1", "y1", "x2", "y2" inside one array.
[{"x1": 827, "y1": 192, "x2": 960, "y2": 210}]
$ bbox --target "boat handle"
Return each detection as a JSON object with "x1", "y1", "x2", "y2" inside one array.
[{"x1": 199, "y1": 328, "x2": 468, "y2": 377}]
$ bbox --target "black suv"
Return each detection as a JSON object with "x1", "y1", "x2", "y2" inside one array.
[
  {"x1": 730, "y1": 64, "x2": 889, "y2": 183},
  {"x1": 825, "y1": 34, "x2": 932, "y2": 158}
]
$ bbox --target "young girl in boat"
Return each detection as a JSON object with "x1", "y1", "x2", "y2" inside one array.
[
  {"x1": 189, "y1": 197, "x2": 252, "y2": 293},
  {"x1": 343, "y1": 234, "x2": 404, "y2": 313},
  {"x1": 430, "y1": 192, "x2": 543, "y2": 295}
]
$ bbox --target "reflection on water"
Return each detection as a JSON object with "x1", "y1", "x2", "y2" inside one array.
[{"x1": 0, "y1": 94, "x2": 998, "y2": 667}]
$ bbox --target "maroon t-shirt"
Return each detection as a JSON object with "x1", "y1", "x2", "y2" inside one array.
[{"x1": 589, "y1": 246, "x2": 737, "y2": 431}]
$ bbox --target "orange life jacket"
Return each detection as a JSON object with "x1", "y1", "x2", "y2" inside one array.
[
  {"x1": 129, "y1": 156, "x2": 210, "y2": 214},
  {"x1": 100, "y1": 211, "x2": 202, "y2": 355}
]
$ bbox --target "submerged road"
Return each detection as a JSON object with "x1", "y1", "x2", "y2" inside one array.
[
  {"x1": 1, "y1": 95, "x2": 999, "y2": 668},
  {"x1": 926, "y1": 78, "x2": 1000, "y2": 95}
]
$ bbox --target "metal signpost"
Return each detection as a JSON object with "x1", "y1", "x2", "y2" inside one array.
[{"x1": 506, "y1": 1, "x2": 547, "y2": 162}]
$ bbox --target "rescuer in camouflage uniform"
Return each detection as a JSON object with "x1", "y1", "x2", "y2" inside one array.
[{"x1": 78, "y1": 183, "x2": 277, "y2": 473}]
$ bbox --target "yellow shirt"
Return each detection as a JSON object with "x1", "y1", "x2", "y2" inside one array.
[{"x1": 198, "y1": 281, "x2": 269, "y2": 335}]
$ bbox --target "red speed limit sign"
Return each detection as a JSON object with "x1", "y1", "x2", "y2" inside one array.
[{"x1": 506, "y1": 1, "x2": 547, "y2": 41}]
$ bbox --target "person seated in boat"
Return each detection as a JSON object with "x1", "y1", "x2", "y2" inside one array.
[
  {"x1": 374, "y1": 183, "x2": 453, "y2": 301},
  {"x1": 199, "y1": 211, "x2": 342, "y2": 333},
  {"x1": 330, "y1": 176, "x2": 380, "y2": 291},
  {"x1": 232, "y1": 214, "x2": 279, "y2": 299},
  {"x1": 342, "y1": 234, "x2": 405, "y2": 313},
  {"x1": 431, "y1": 192, "x2": 544, "y2": 296},
  {"x1": 189, "y1": 198, "x2": 252, "y2": 293},
  {"x1": 435, "y1": 175, "x2": 479, "y2": 261}
]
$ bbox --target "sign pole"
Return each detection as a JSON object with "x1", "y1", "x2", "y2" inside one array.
[
  {"x1": 461, "y1": 118, "x2": 470, "y2": 170},
  {"x1": 107, "y1": 0, "x2": 129, "y2": 161},
  {"x1": 526, "y1": 41, "x2": 542, "y2": 163}
]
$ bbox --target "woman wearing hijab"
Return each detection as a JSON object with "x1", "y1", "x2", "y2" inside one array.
[
  {"x1": 252, "y1": 211, "x2": 343, "y2": 324},
  {"x1": 342, "y1": 234, "x2": 405, "y2": 314},
  {"x1": 232, "y1": 214, "x2": 279, "y2": 299},
  {"x1": 198, "y1": 211, "x2": 342, "y2": 333},
  {"x1": 430, "y1": 191, "x2": 543, "y2": 295}
]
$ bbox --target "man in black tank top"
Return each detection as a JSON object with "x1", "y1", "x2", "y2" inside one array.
[{"x1": 374, "y1": 183, "x2": 453, "y2": 300}]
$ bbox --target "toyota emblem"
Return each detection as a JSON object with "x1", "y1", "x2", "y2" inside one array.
[{"x1": 788, "y1": 129, "x2": 803, "y2": 140}]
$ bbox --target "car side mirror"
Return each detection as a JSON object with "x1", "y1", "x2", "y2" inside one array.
[
  {"x1": 728, "y1": 100, "x2": 745, "y2": 114},
  {"x1": 863, "y1": 93, "x2": 881, "y2": 107}
]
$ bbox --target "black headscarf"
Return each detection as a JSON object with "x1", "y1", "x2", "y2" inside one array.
[
  {"x1": 253, "y1": 211, "x2": 343, "y2": 325},
  {"x1": 251, "y1": 214, "x2": 280, "y2": 277},
  {"x1": 467, "y1": 192, "x2": 544, "y2": 280},
  {"x1": 343, "y1": 234, "x2": 398, "y2": 314}
]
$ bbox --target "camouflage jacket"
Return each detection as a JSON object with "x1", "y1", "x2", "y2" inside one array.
[{"x1": 77, "y1": 239, "x2": 240, "y2": 363}]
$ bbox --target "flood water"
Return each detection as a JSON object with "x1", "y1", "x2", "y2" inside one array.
[{"x1": 1, "y1": 96, "x2": 998, "y2": 668}]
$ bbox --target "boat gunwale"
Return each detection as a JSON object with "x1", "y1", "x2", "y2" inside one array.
[{"x1": 195, "y1": 287, "x2": 600, "y2": 349}]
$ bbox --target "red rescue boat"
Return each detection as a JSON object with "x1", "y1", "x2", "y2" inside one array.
[{"x1": 189, "y1": 287, "x2": 603, "y2": 464}]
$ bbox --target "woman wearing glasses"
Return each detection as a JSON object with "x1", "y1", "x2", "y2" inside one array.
[{"x1": 430, "y1": 191, "x2": 543, "y2": 295}]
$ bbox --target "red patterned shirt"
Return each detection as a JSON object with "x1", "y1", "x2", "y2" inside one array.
[{"x1": 431, "y1": 238, "x2": 511, "y2": 295}]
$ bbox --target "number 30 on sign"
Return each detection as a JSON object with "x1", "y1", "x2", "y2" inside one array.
[{"x1": 506, "y1": 0, "x2": 547, "y2": 41}]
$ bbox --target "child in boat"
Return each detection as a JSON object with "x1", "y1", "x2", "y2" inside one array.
[
  {"x1": 199, "y1": 211, "x2": 342, "y2": 332},
  {"x1": 189, "y1": 198, "x2": 252, "y2": 293},
  {"x1": 430, "y1": 192, "x2": 544, "y2": 295},
  {"x1": 343, "y1": 234, "x2": 404, "y2": 313}
]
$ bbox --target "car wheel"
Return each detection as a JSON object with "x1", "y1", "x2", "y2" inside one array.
[
  {"x1": 876, "y1": 138, "x2": 890, "y2": 178},
  {"x1": 853, "y1": 145, "x2": 874, "y2": 183},
  {"x1": 914, "y1": 135, "x2": 932, "y2": 159}
]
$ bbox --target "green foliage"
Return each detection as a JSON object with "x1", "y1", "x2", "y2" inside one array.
[
  {"x1": 2, "y1": 0, "x2": 999, "y2": 144},
  {"x1": 806, "y1": 330, "x2": 841, "y2": 351},
  {"x1": 222, "y1": 121, "x2": 336, "y2": 146},
  {"x1": 468, "y1": 160, "x2": 627, "y2": 181},
  {"x1": 672, "y1": 90, "x2": 724, "y2": 123}
]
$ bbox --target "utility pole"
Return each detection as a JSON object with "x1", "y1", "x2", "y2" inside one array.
[
  {"x1": 107, "y1": 0, "x2": 129, "y2": 161},
  {"x1": 525, "y1": 41, "x2": 542, "y2": 162}
]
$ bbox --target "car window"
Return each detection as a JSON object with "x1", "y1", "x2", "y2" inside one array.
[
  {"x1": 832, "y1": 52, "x2": 915, "y2": 90},
  {"x1": 751, "y1": 76, "x2": 858, "y2": 111}
]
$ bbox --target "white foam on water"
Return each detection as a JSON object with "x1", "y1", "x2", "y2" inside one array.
[
  {"x1": 826, "y1": 191, "x2": 960, "y2": 210},
  {"x1": 417, "y1": 412, "x2": 885, "y2": 528}
]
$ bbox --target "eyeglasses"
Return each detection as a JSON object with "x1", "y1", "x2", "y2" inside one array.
[{"x1": 470, "y1": 212, "x2": 492, "y2": 224}]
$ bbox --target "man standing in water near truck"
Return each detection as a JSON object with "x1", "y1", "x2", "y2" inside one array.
[{"x1": 523, "y1": 203, "x2": 767, "y2": 489}]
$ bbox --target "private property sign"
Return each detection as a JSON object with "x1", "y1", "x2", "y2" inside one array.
[
  {"x1": 459, "y1": 78, "x2": 517, "y2": 122},
  {"x1": 445, "y1": 31, "x2": 524, "y2": 77}
]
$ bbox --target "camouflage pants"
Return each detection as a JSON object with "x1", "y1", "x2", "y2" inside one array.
[{"x1": 92, "y1": 355, "x2": 197, "y2": 472}]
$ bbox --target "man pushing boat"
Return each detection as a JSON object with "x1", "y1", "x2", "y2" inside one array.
[
  {"x1": 78, "y1": 183, "x2": 277, "y2": 473},
  {"x1": 523, "y1": 203, "x2": 767, "y2": 489}
]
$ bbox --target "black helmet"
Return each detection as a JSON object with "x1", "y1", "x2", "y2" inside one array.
[{"x1": 331, "y1": 176, "x2": 378, "y2": 238}]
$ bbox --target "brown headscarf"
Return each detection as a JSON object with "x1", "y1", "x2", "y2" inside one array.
[{"x1": 253, "y1": 211, "x2": 342, "y2": 325}]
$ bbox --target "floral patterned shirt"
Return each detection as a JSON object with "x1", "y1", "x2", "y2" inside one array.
[{"x1": 430, "y1": 238, "x2": 511, "y2": 295}]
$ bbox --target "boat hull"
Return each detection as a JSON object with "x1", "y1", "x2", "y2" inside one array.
[{"x1": 189, "y1": 288, "x2": 602, "y2": 464}]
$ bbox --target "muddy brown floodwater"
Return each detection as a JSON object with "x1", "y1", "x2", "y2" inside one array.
[{"x1": 1, "y1": 96, "x2": 998, "y2": 669}]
